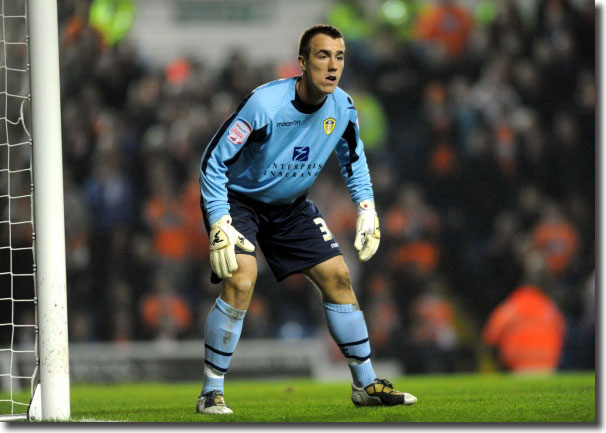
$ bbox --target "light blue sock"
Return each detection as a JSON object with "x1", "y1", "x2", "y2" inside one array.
[
  {"x1": 323, "y1": 302, "x2": 377, "y2": 387},
  {"x1": 202, "y1": 297, "x2": 246, "y2": 394}
]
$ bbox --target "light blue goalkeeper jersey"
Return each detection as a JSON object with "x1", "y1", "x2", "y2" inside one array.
[{"x1": 200, "y1": 76, "x2": 374, "y2": 225}]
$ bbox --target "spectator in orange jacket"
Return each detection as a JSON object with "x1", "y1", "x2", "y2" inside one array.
[
  {"x1": 483, "y1": 285, "x2": 565, "y2": 373},
  {"x1": 414, "y1": 0, "x2": 474, "y2": 59},
  {"x1": 531, "y1": 205, "x2": 579, "y2": 278},
  {"x1": 140, "y1": 270, "x2": 193, "y2": 340}
]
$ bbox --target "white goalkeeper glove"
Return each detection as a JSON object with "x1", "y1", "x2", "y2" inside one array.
[
  {"x1": 354, "y1": 199, "x2": 381, "y2": 262},
  {"x1": 209, "y1": 215, "x2": 255, "y2": 279}
]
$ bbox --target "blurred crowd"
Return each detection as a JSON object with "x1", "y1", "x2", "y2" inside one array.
[{"x1": 41, "y1": 0, "x2": 595, "y2": 373}]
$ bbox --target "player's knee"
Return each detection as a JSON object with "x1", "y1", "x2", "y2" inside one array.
[
  {"x1": 319, "y1": 268, "x2": 356, "y2": 304},
  {"x1": 332, "y1": 268, "x2": 352, "y2": 291},
  {"x1": 221, "y1": 275, "x2": 255, "y2": 310},
  {"x1": 227, "y1": 276, "x2": 255, "y2": 297}
]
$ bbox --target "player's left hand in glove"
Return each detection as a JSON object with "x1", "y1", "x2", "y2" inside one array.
[
  {"x1": 209, "y1": 215, "x2": 255, "y2": 279},
  {"x1": 354, "y1": 199, "x2": 380, "y2": 262}
]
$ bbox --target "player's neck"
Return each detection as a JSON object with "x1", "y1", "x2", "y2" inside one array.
[{"x1": 296, "y1": 76, "x2": 328, "y2": 106}]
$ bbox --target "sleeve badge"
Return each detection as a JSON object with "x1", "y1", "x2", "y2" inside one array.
[{"x1": 227, "y1": 117, "x2": 252, "y2": 145}]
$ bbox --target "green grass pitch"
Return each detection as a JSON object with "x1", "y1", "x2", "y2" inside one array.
[{"x1": 11, "y1": 372, "x2": 597, "y2": 422}]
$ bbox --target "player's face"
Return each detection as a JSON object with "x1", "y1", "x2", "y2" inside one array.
[{"x1": 299, "y1": 34, "x2": 345, "y2": 96}]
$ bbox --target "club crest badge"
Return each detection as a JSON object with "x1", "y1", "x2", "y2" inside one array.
[{"x1": 323, "y1": 118, "x2": 336, "y2": 135}]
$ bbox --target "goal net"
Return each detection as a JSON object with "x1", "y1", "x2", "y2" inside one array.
[
  {"x1": 0, "y1": 0, "x2": 70, "y2": 421},
  {"x1": 0, "y1": 0, "x2": 39, "y2": 421}
]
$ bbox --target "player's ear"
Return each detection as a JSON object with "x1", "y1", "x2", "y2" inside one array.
[{"x1": 298, "y1": 55, "x2": 306, "y2": 71}]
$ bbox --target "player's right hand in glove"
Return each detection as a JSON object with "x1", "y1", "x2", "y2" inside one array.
[
  {"x1": 209, "y1": 215, "x2": 255, "y2": 279},
  {"x1": 354, "y1": 199, "x2": 381, "y2": 262}
]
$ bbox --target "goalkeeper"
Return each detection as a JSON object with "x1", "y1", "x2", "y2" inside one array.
[{"x1": 197, "y1": 24, "x2": 417, "y2": 414}]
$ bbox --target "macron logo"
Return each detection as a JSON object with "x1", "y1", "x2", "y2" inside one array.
[
  {"x1": 293, "y1": 146, "x2": 310, "y2": 161},
  {"x1": 277, "y1": 120, "x2": 301, "y2": 128}
]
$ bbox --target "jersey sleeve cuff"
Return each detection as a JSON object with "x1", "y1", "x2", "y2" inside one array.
[
  {"x1": 354, "y1": 195, "x2": 374, "y2": 207},
  {"x1": 207, "y1": 209, "x2": 230, "y2": 226}
]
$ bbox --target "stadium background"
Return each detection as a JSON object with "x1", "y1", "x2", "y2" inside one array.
[{"x1": 12, "y1": 0, "x2": 596, "y2": 382}]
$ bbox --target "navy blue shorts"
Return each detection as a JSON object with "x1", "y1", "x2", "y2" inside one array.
[{"x1": 202, "y1": 189, "x2": 343, "y2": 283}]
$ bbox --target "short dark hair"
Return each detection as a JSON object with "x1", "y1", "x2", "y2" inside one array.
[{"x1": 298, "y1": 24, "x2": 344, "y2": 59}]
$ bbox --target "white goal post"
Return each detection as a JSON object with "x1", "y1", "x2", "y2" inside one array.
[
  {"x1": 0, "y1": 0, "x2": 70, "y2": 422},
  {"x1": 28, "y1": 0, "x2": 70, "y2": 421}
]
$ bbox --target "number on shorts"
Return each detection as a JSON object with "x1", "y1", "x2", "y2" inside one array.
[{"x1": 314, "y1": 217, "x2": 333, "y2": 241}]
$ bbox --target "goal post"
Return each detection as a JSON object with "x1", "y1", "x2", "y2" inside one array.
[
  {"x1": 0, "y1": 0, "x2": 69, "y2": 422},
  {"x1": 28, "y1": 0, "x2": 70, "y2": 421}
]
